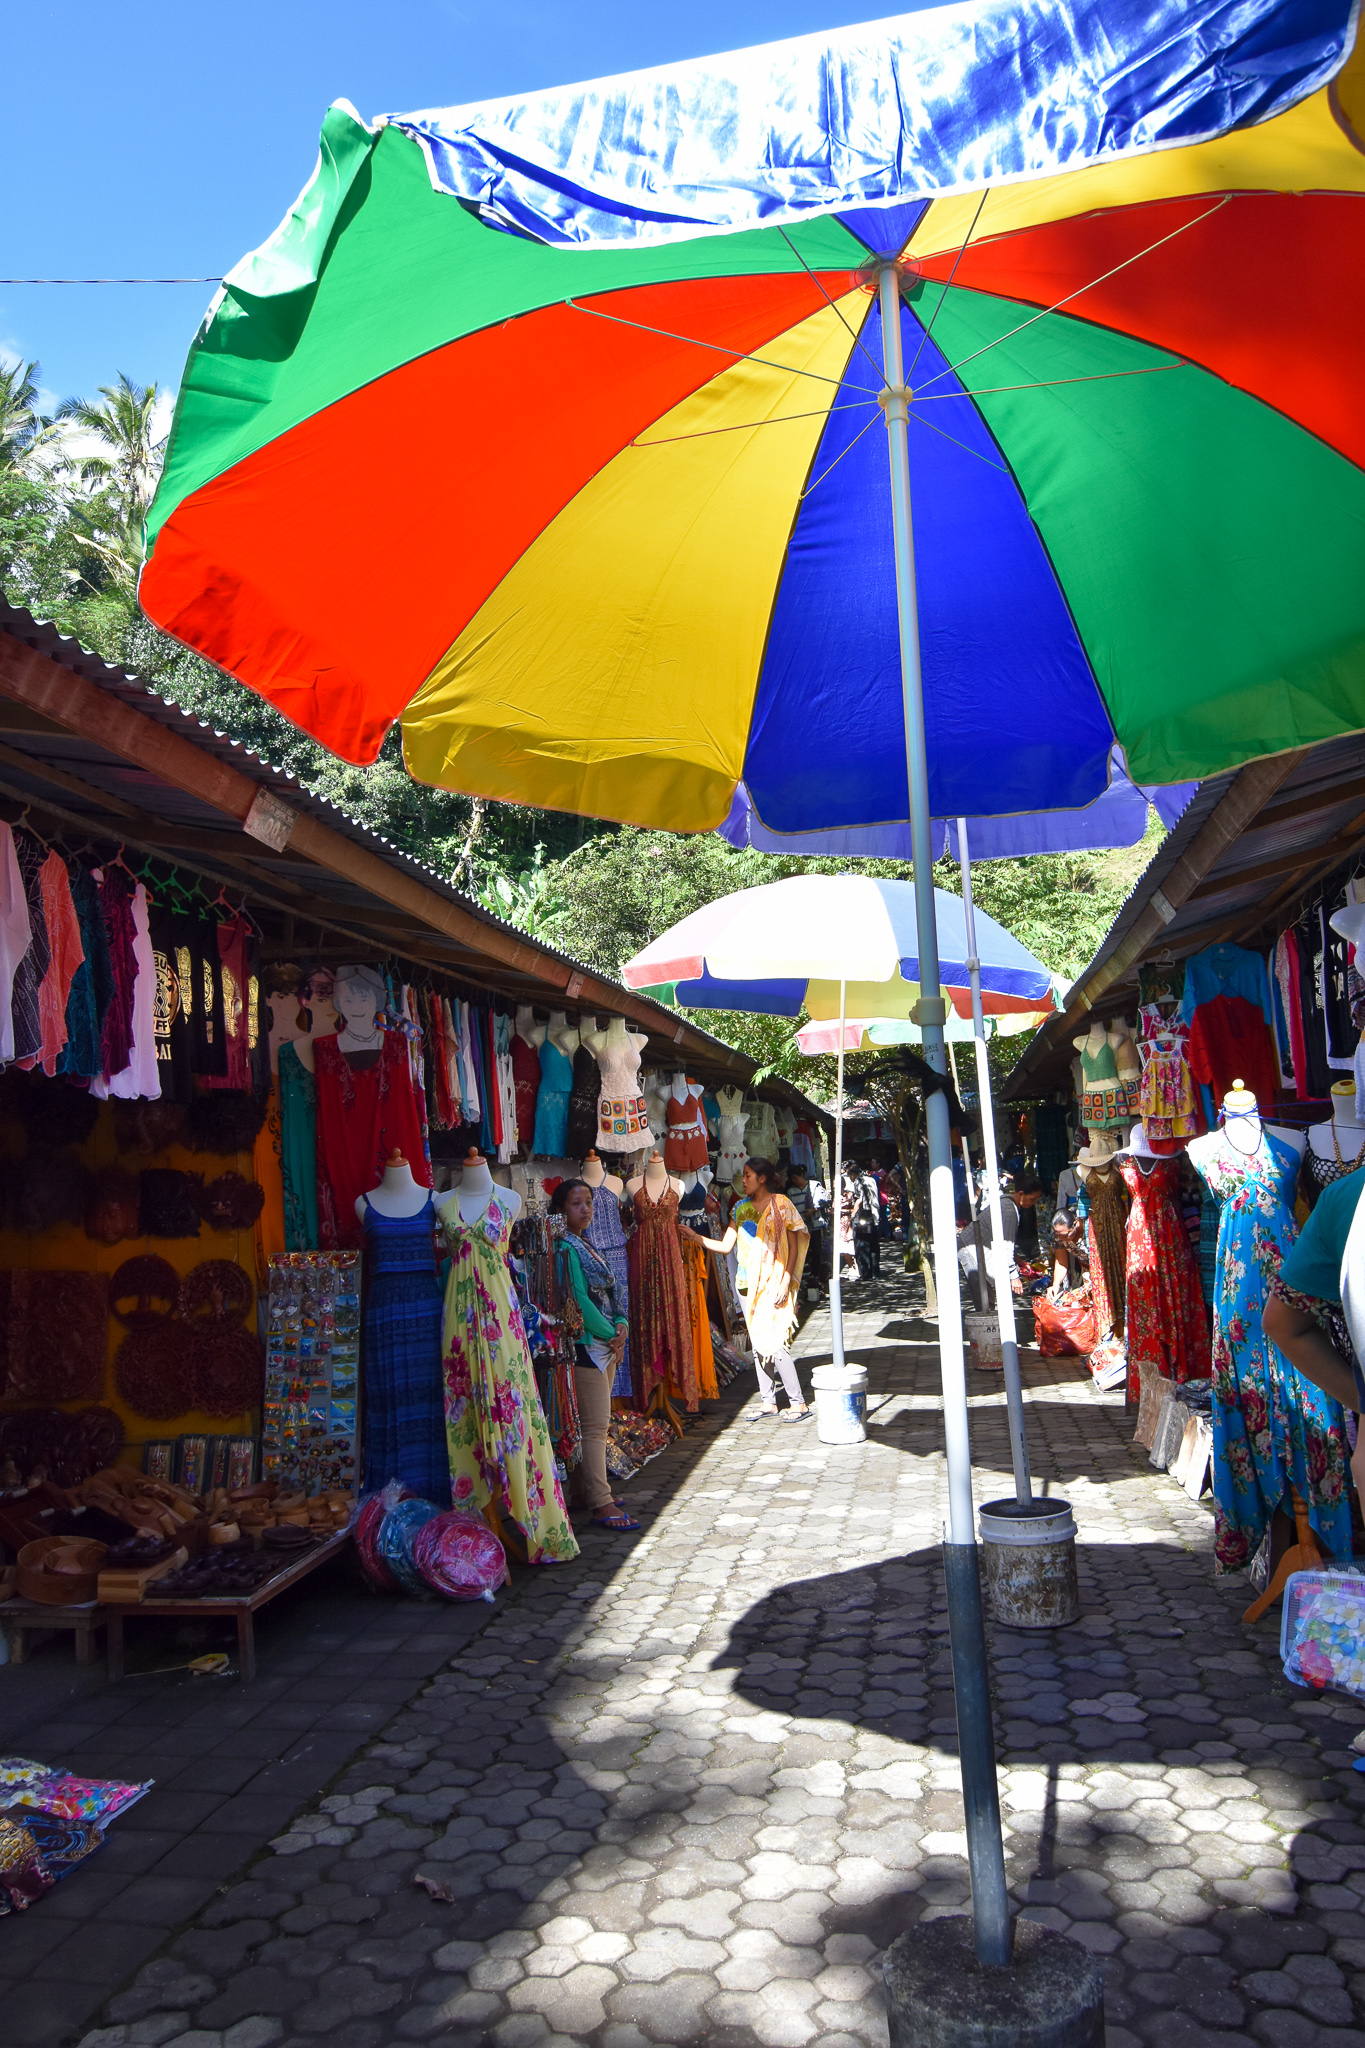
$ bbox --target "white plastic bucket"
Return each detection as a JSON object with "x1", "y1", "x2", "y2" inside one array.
[{"x1": 811, "y1": 1363, "x2": 868, "y2": 1444}]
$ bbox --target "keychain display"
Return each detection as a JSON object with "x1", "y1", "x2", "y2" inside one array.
[{"x1": 264, "y1": 1251, "x2": 361, "y2": 1495}]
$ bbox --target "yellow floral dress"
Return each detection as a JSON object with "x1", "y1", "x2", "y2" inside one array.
[
  {"x1": 745, "y1": 1193, "x2": 810, "y2": 1356},
  {"x1": 439, "y1": 1195, "x2": 578, "y2": 1564}
]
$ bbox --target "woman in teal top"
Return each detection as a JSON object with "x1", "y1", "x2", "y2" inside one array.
[
  {"x1": 1266, "y1": 1165, "x2": 1365, "y2": 1413},
  {"x1": 551, "y1": 1179, "x2": 639, "y2": 1532}
]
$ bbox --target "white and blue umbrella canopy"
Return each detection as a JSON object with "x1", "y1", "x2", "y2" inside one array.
[{"x1": 621, "y1": 874, "x2": 1055, "y2": 1019}]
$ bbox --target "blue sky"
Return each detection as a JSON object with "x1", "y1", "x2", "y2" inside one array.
[{"x1": 5, "y1": 1, "x2": 883, "y2": 410}]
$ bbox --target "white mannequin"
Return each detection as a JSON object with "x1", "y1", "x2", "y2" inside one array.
[
  {"x1": 1073, "y1": 1020, "x2": 1109, "y2": 1061},
  {"x1": 334, "y1": 970, "x2": 385, "y2": 1055},
  {"x1": 627, "y1": 1150, "x2": 684, "y2": 1201},
  {"x1": 514, "y1": 1002, "x2": 545, "y2": 1049},
  {"x1": 580, "y1": 1149, "x2": 623, "y2": 1195},
  {"x1": 1308, "y1": 1078, "x2": 1365, "y2": 1165},
  {"x1": 547, "y1": 1008, "x2": 578, "y2": 1055},
  {"x1": 680, "y1": 1166, "x2": 714, "y2": 1194},
  {"x1": 357, "y1": 1148, "x2": 429, "y2": 1222},
  {"x1": 1189, "y1": 1082, "x2": 1305, "y2": 1170},
  {"x1": 1109, "y1": 1017, "x2": 1141, "y2": 1086},
  {"x1": 436, "y1": 1146, "x2": 522, "y2": 1226},
  {"x1": 670, "y1": 1070, "x2": 688, "y2": 1104},
  {"x1": 587, "y1": 1014, "x2": 647, "y2": 1061}
]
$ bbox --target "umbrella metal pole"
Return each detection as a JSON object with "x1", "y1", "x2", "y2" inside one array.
[
  {"x1": 830, "y1": 977, "x2": 847, "y2": 1370},
  {"x1": 958, "y1": 816, "x2": 1033, "y2": 1506},
  {"x1": 879, "y1": 262, "x2": 1011, "y2": 1967}
]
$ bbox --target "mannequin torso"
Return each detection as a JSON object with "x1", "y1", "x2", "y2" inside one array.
[
  {"x1": 547, "y1": 1008, "x2": 578, "y2": 1057},
  {"x1": 1309, "y1": 1081, "x2": 1365, "y2": 1163},
  {"x1": 514, "y1": 1003, "x2": 545, "y2": 1049},
  {"x1": 357, "y1": 1149, "x2": 429, "y2": 1221},
  {"x1": 436, "y1": 1149, "x2": 523, "y2": 1226},
  {"x1": 628, "y1": 1153, "x2": 684, "y2": 1202},
  {"x1": 580, "y1": 1150, "x2": 623, "y2": 1195}
]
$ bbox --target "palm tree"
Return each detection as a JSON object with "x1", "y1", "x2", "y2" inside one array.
[
  {"x1": 56, "y1": 373, "x2": 165, "y2": 532},
  {"x1": 0, "y1": 358, "x2": 54, "y2": 473}
]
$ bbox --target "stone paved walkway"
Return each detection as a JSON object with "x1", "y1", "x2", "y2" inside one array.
[{"x1": 56, "y1": 1273, "x2": 1365, "y2": 2045}]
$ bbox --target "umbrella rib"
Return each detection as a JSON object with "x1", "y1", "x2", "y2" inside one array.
[
  {"x1": 914, "y1": 361, "x2": 1189, "y2": 401},
  {"x1": 916, "y1": 194, "x2": 1233, "y2": 393},
  {"x1": 777, "y1": 226, "x2": 886, "y2": 381},
  {"x1": 631, "y1": 398, "x2": 879, "y2": 449},
  {"x1": 564, "y1": 297, "x2": 849, "y2": 385},
  {"x1": 905, "y1": 186, "x2": 991, "y2": 385},
  {"x1": 906, "y1": 407, "x2": 1010, "y2": 475},
  {"x1": 800, "y1": 409, "x2": 883, "y2": 499}
]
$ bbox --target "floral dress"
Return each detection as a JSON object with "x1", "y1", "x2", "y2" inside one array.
[
  {"x1": 1191, "y1": 1130, "x2": 1350, "y2": 1573},
  {"x1": 438, "y1": 1194, "x2": 578, "y2": 1564},
  {"x1": 1118, "y1": 1156, "x2": 1210, "y2": 1401}
]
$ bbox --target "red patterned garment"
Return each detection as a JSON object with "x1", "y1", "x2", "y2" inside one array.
[
  {"x1": 1119, "y1": 1156, "x2": 1211, "y2": 1401},
  {"x1": 627, "y1": 1183, "x2": 697, "y2": 1412},
  {"x1": 511, "y1": 1031, "x2": 540, "y2": 1145},
  {"x1": 314, "y1": 1031, "x2": 431, "y2": 1249}
]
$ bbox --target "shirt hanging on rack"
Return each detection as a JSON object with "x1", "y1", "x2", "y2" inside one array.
[
  {"x1": 0, "y1": 824, "x2": 32, "y2": 1066},
  {"x1": 8, "y1": 831, "x2": 48, "y2": 1068}
]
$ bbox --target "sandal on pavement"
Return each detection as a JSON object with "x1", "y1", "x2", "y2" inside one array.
[
  {"x1": 591, "y1": 1505, "x2": 641, "y2": 1531},
  {"x1": 779, "y1": 1405, "x2": 814, "y2": 1423},
  {"x1": 749, "y1": 1405, "x2": 780, "y2": 1421}
]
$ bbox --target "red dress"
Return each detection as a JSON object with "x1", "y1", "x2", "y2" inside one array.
[
  {"x1": 511, "y1": 1032, "x2": 540, "y2": 1146},
  {"x1": 1186, "y1": 993, "x2": 1278, "y2": 1107},
  {"x1": 314, "y1": 1031, "x2": 432, "y2": 1249},
  {"x1": 1119, "y1": 1155, "x2": 1211, "y2": 1401},
  {"x1": 628, "y1": 1184, "x2": 697, "y2": 1412}
]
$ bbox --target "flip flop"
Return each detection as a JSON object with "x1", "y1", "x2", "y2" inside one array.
[
  {"x1": 749, "y1": 1406, "x2": 780, "y2": 1421},
  {"x1": 591, "y1": 1507, "x2": 641, "y2": 1531},
  {"x1": 779, "y1": 1406, "x2": 814, "y2": 1423}
]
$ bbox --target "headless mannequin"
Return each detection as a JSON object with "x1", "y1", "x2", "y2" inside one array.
[
  {"x1": 580, "y1": 1149, "x2": 623, "y2": 1196},
  {"x1": 357, "y1": 1148, "x2": 429, "y2": 1222},
  {"x1": 1074, "y1": 1020, "x2": 1108, "y2": 1062},
  {"x1": 514, "y1": 1002, "x2": 545, "y2": 1049},
  {"x1": 547, "y1": 1009, "x2": 579, "y2": 1056},
  {"x1": 1189, "y1": 1082, "x2": 1305, "y2": 1175},
  {"x1": 1308, "y1": 1079, "x2": 1365, "y2": 1165},
  {"x1": 628, "y1": 1151, "x2": 684, "y2": 1202},
  {"x1": 436, "y1": 1147, "x2": 523, "y2": 1227},
  {"x1": 587, "y1": 1014, "x2": 647, "y2": 1064},
  {"x1": 681, "y1": 1166, "x2": 714, "y2": 1195},
  {"x1": 1110, "y1": 1017, "x2": 1141, "y2": 1087}
]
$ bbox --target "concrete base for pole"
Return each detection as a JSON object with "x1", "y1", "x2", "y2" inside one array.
[{"x1": 884, "y1": 1917, "x2": 1105, "y2": 2048}]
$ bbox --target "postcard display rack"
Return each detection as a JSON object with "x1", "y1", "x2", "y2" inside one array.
[{"x1": 263, "y1": 1252, "x2": 362, "y2": 1495}]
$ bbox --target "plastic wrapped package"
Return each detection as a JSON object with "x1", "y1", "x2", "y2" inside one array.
[
  {"x1": 413, "y1": 1511, "x2": 508, "y2": 1602},
  {"x1": 1281, "y1": 1569, "x2": 1365, "y2": 1700},
  {"x1": 354, "y1": 1485, "x2": 407, "y2": 1593},
  {"x1": 376, "y1": 1496, "x2": 443, "y2": 1597}
]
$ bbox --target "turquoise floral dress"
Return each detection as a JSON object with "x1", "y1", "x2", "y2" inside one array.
[
  {"x1": 1192, "y1": 1130, "x2": 1350, "y2": 1572},
  {"x1": 438, "y1": 1195, "x2": 578, "y2": 1564}
]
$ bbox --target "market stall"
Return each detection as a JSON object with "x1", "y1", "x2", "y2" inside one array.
[
  {"x1": 0, "y1": 602, "x2": 830, "y2": 1658},
  {"x1": 1004, "y1": 735, "x2": 1365, "y2": 1617}
]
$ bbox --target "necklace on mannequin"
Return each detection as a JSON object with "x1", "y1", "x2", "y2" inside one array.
[{"x1": 1333, "y1": 1123, "x2": 1365, "y2": 1168}]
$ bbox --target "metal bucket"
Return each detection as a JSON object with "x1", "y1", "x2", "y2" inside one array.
[
  {"x1": 978, "y1": 1496, "x2": 1081, "y2": 1629},
  {"x1": 811, "y1": 1363, "x2": 868, "y2": 1444},
  {"x1": 964, "y1": 1311, "x2": 1003, "y2": 1366}
]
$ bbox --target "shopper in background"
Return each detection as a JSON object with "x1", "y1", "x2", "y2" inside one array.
[
  {"x1": 550, "y1": 1179, "x2": 639, "y2": 1532},
  {"x1": 693, "y1": 1158, "x2": 812, "y2": 1420}
]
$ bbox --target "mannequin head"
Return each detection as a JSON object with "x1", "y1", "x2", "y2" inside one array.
[{"x1": 1332, "y1": 1079, "x2": 1362, "y2": 1126}]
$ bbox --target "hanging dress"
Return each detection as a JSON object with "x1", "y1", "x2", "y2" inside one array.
[
  {"x1": 1077, "y1": 1034, "x2": 1129, "y2": 1131},
  {"x1": 1137, "y1": 1008, "x2": 1198, "y2": 1142},
  {"x1": 628, "y1": 1183, "x2": 696, "y2": 1410},
  {"x1": 1191, "y1": 1129, "x2": 1351, "y2": 1573},
  {"x1": 278, "y1": 1042, "x2": 320, "y2": 1251},
  {"x1": 58, "y1": 866, "x2": 113, "y2": 1079},
  {"x1": 676, "y1": 1178, "x2": 718, "y2": 1399},
  {"x1": 0, "y1": 824, "x2": 31, "y2": 1066},
  {"x1": 532, "y1": 1035, "x2": 573, "y2": 1156},
  {"x1": 313, "y1": 1032, "x2": 431, "y2": 1250},
  {"x1": 566, "y1": 1042, "x2": 602, "y2": 1158},
  {"x1": 9, "y1": 831, "x2": 48, "y2": 1069},
  {"x1": 715, "y1": 1087, "x2": 749, "y2": 1184},
  {"x1": 33, "y1": 852, "x2": 82, "y2": 1077},
  {"x1": 1084, "y1": 1166, "x2": 1130, "y2": 1338},
  {"x1": 596, "y1": 1034, "x2": 652, "y2": 1154},
  {"x1": 1118, "y1": 1156, "x2": 1211, "y2": 1401},
  {"x1": 106, "y1": 882, "x2": 161, "y2": 1100},
  {"x1": 438, "y1": 1193, "x2": 578, "y2": 1562},
  {"x1": 511, "y1": 1032, "x2": 541, "y2": 1148},
  {"x1": 664, "y1": 1080, "x2": 710, "y2": 1172},
  {"x1": 361, "y1": 1194, "x2": 450, "y2": 1503},
  {"x1": 585, "y1": 1180, "x2": 632, "y2": 1397}
]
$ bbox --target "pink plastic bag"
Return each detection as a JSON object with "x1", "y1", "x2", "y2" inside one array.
[{"x1": 413, "y1": 1511, "x2": 508, "y2": 1602}]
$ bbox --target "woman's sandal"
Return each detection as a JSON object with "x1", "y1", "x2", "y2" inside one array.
[
  {"x1": 779, "y1": 1405, "x2": 814, "y2": 1423},
  {"x1": 749, "y1": 1405, "x2": 780, "y2": 1422},
  {"x1": 592, "y1": 1503, "x2": 641, "y2": 1531}
]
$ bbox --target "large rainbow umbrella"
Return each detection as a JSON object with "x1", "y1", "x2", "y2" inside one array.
[
  {"x1": 140, "y1": 5, "x2": 1365, "y2": 837},
  {"x1": 140, "y1": 0, "x2": 1363, "y2": 1975}
]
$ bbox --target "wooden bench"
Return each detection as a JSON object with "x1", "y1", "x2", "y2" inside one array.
[{"x1": 3, "y1": 1597, "x2": 108, "y2": 1666}]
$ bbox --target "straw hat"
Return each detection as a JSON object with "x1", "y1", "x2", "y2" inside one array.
[{"x1": 1075, "y1": 1131, "x2": 1119, "y2": 1170}]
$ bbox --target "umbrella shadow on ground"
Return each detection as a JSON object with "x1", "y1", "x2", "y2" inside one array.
[{"x1": 708, "y1": 1545, "x2": 1365, "y2": 2043}]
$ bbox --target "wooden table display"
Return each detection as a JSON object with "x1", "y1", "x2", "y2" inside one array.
[{"x1": 104, "y1": 1527, "x2": 352, "y2": 1681}]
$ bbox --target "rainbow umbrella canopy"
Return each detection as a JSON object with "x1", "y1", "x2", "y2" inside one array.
[{"x1": 140, "y1": 0, "x2": 1365, "y2": 837}]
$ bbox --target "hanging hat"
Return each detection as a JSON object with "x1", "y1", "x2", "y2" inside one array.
[
  {"x1": 1075, "y1": 1131, "x2": 1119, "y2": 1170},
  {"x1": 1116, "y1": 1123, "x2": 1161, "y2": 1160}
]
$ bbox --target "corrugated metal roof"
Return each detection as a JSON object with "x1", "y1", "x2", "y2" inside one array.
[
  {"x1": 1002, "y1": 732, "x2": 1365, "y2": 1100},
  {"x1": 0, "y1": 601, "x2": 830, "y2": 1122}
]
